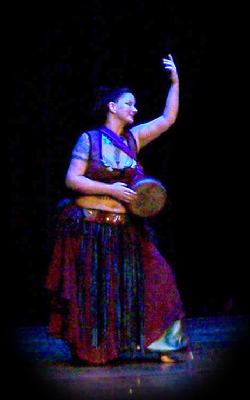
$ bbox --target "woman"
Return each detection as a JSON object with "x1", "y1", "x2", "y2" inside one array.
[{"x1": 46, "y1": 54, "x2": 193, "y2": 365}]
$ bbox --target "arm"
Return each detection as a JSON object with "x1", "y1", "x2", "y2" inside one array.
[
  {"x1": 66, "y1": 158, "x2": 114, "y2": 195},
  {"x1": 65, "y1": 134, "x2": 137, "y2": 203},
  {"x1": 131, "y1": 54, "x2": 179, "y2": 151}
]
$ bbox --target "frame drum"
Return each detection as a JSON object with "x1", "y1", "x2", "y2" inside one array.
[{"x1": 128, "y1": 177, "x2": 167, "y2": 217}]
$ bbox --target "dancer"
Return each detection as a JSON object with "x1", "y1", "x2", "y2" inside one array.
[{"x1": 46, "y1": 54, "x2": 193, "y2": 365}]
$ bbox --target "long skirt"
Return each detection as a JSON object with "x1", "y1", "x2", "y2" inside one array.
[{"x1": 45, "y1": 204, "x2": 189, "y2": 365}]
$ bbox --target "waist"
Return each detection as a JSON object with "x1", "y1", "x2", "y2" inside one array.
[
  {"x1": 75, "y1": 195, "x2": 127, "y2": 213},
  {"x1": 82, "y1": 208, "x2": 128, "y2": 225}
]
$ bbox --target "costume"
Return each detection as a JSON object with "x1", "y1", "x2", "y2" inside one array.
[{"x1": 45, "y1": 127, "x2": 191, "y2": 365}]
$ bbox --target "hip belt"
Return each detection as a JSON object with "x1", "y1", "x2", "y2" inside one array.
[{"x1": 83, "y1": 208, "x2": 128, "y2": 225}]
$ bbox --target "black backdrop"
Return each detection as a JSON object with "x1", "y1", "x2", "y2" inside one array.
[{"x1": 7, "y1": 1, "x2": 248, "y2": 328}]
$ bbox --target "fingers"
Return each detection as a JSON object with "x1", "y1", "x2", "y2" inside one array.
[
  {"x1": 121, "y1": 186, "x2": 137, "y2": 203},
  {"x1": 113, "y1": 182, "x2": 135, "y2": 193},
  {"x1": 162, "y1": 54, "x2": 178, "y2": 83},
  {"x1": 162, "y1": 54, "x2": 173, "y2": 61},
  {"x1": 115, "y1": 182, "x2": 127, "y2": 187},
  {"x1": 162, "y1": 58, "x2": 175, "y2": 70},
  {"x1": 122, "y1": 191, "x2": 137, "y2": 203},
  {"x1": 162, "y1": 53, "x2": 175, "y2": 66},
  {"x1": 111, "y1": 182, "x2": 137, "y2": 203},
  {"x1": 123, "y1": 187, "x2": 137, "y2": 200}
]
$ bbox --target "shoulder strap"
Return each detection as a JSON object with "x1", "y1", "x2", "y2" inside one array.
[
  {"x1": 100, "y1": 126, "x2": 137, "y2": 160},
  {"x1": 124, "y1": 130, "x2": 138, "y2": 158}
]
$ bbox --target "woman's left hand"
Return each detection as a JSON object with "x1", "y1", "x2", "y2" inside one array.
[{"x1": 162, "y1": 54, "x2": 179, "y2": 84}]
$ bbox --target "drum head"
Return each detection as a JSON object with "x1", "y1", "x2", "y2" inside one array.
[{"x1": 128, "y1": 177, "x2": 167, "y2": 217}]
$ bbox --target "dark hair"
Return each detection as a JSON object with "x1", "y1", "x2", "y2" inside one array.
[{"x1": 92, "y1": 86, "x2": 134, "y2": 124}]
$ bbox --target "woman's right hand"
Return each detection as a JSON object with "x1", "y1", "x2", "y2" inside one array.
[{"x1": 108, "y1": 182, "x2": 137, "y2": 203}]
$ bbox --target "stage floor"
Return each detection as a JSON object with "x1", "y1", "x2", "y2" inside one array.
[{"x1": 9, "y1": 314, "x2": 250, "y2": 400}]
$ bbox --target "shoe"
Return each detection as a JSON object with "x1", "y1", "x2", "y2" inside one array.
[
  {"x1": 160, "y1": 354, "x2": 176, "y2": 363},
  {"x1": 161, "y1": 349, "x2": 194, "y2": 363}
]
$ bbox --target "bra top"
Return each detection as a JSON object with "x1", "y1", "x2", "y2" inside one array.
[{"x1": 71, "y1": 128, "x2": 143, "y2": 185}]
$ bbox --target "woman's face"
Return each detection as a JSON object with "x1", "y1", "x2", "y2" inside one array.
[{"x1": 112, "y1": 92, "x2": 138, "y2": 125}]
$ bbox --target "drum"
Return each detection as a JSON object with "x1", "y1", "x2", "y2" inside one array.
[{"x1": 128, "y1": 177, "x2": 167, "y2": 217}]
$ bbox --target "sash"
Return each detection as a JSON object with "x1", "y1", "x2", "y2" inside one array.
[{"x1": 100, "y1": 126, "x2": 136, "y2": 160}]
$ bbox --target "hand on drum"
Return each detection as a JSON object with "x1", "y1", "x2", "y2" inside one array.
[{"x1": 109, "y1": 182, "x2": 137, "y2": 203}]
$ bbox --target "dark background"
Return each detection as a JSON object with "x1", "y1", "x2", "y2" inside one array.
[{"x1": 7, "y1": 1, "x2": 247, "y2": 329}]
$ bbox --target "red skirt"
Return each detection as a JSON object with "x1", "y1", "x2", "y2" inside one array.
[{"x1": 45, "y1": 205, "x2": 186, "y2": 365}]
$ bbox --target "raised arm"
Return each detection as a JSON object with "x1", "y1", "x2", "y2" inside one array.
[{"x1": 131, "y1": 54, "x2": 179, "y2": 151}]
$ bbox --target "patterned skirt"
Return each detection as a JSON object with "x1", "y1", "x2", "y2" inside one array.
[{"x1": 45, "y1": 204, "x2": 189, "y2": 365}]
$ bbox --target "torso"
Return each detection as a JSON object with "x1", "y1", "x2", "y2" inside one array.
[{"x1": 74, "y1": 128, "x2": 141, "y2": 213}]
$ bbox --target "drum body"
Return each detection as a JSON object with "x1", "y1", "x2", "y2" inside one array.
[{"x1": 128, "y1": 177, "x2": 167, "y2": 217}]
